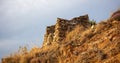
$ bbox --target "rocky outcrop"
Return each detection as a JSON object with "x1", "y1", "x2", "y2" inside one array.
[
  {"x1": 43, "y1": 14, "x2": 90, "y2": 46},
  {"x1": 43, "y1": 25, "x2": 55, "y2": 46},
  {"x1": 110, "y1": 10, "x2": 120, "y2": 21}
]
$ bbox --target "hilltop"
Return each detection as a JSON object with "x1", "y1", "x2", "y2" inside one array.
[{"x1": 2, "y1": 10, "x2": 120, "y2": 63}]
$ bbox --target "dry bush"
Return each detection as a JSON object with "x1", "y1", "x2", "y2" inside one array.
[
  {"x1": 2, "y1": 56, "x2": 20, "y2": 63},
  {"x1": 2, "y1": 46, "x2": 32, "y2": 63},
  {"x1": 65, "y1": 25, "x2": 86, "y2": 42},
  {"x1": 30, "y1": 57, "x2": 41, "y2": 63},
  {"x1": 20, "y1": 55, "x2": 31, "y2": 63}
]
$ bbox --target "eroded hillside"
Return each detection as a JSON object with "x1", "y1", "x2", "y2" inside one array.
[{"x1": 2, "y1": 10, "x2": 120, "y2": 63}]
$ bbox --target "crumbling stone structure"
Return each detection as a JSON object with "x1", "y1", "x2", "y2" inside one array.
[
  {"x1": 43, "y1": 14, "x2": 90, "y2": 46},
  {"x1": 43, "y1": 25, "x2": 55, "y2": 45}
]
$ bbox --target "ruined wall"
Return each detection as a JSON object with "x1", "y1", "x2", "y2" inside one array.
[
  {"x1": 43, "y1": 25, "x2": 55, "y2": 46},
  {"x1": 43, "y1": 14, "x2": 90, "y2": 46},
  {"x1": 53, "y1": 18, "x2": 68, "y2": 43}
]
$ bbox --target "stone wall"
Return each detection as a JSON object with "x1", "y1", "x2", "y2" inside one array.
[
  {"x1": 43, "y1": 25, "x2": 55, "y2": 46},
  {"x1": 43, "y1": 14, "x2": 90, "y2": 46},
  {"x1": 53, "y1": 18, "x2": 68, "y2": 43}
]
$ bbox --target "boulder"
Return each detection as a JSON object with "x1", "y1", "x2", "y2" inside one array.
[{"x1": 110, "y1": 10, "x2": 120, "y2": 21}]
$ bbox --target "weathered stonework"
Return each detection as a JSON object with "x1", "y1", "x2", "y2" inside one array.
[
  {"x1": 43, "y1": 25, "x2": 55, "y2": 46},
  {"x1": 43, "y1": 14, "x2": 90, "y2": 46}
]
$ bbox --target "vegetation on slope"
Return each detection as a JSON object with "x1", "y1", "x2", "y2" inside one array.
[{"x1": 2, "y1": 10, "x2": 120, "y2": 63}]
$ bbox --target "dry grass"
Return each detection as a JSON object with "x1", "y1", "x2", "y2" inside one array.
[
  {"x1": 65, "y1": 25, "x2": 86, "y2": 42},
  {"x1": 2, "y1": 46, "x2": 42, "y2": 63}
]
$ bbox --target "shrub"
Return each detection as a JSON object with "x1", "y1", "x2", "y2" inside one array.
[{"x1": 89, "y1": 20, "x2": 96, "y2": 26}]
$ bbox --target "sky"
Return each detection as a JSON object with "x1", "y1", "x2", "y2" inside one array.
[{"x1": 0, "y1": 0, "x2": 120, "y2": 61}]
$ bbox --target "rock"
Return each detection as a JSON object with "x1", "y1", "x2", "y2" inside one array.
[
  {"x1": 110, "y1": 10, "x2": 120, "y2": 21},
  {"x1": 43, "y1": 14, "x2": 90, "y2": 46}
]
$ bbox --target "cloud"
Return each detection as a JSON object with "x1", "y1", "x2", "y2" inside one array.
[
  {"x1": 0, "y1": 0, "x2": 119, "y2": 43},
  {"x1": 0, "y1": 0, "x2": 87, "y2": 39},
  {"x1": 0, "y1": 0, "x2": 87, "y2": 16}
]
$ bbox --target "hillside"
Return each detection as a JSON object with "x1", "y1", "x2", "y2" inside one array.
[{"x1": 2, "y1": 10, "x2": 120, "y2": 63}]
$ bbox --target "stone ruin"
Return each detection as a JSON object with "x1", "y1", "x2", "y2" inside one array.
[{"x1": 43, "y1": 14, "x2": 91, "y2": 46}]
